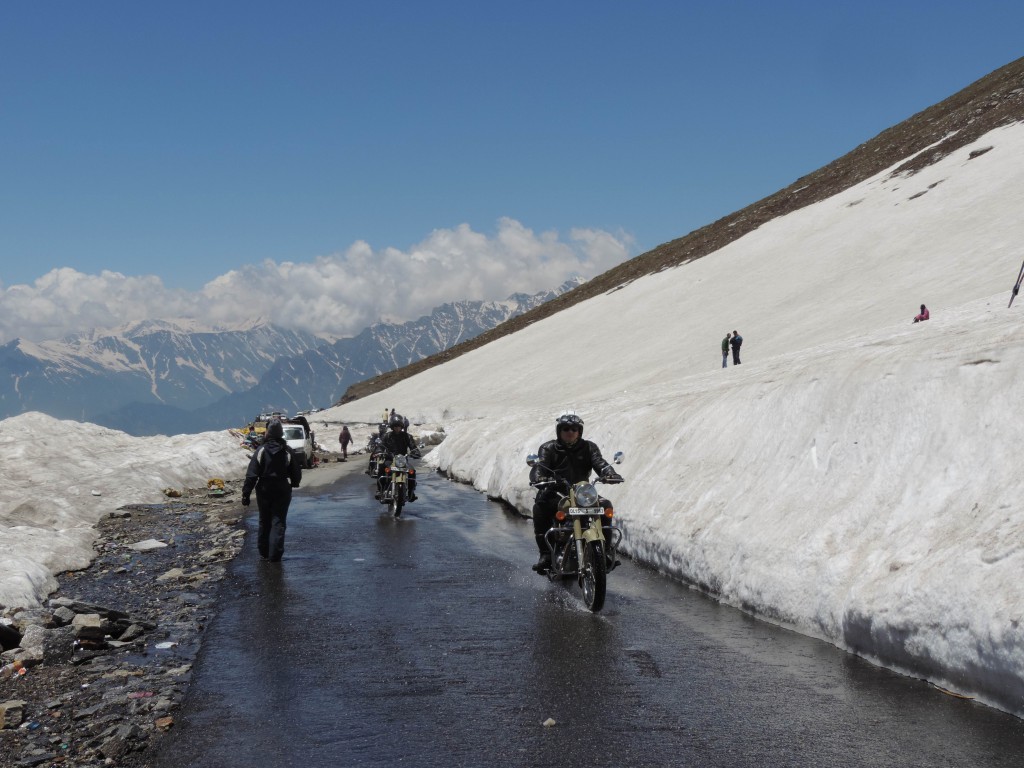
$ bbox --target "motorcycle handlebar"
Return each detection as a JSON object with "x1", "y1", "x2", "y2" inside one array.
[{"x1": 531, "y1": 476, "x2": 623, "y2": 488}]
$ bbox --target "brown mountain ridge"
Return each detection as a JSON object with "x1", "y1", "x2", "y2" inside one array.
[{"x1": 340, "y1": 56, "x2": 1024, "y2": 405}]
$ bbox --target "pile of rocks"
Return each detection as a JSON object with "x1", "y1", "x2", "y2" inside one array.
[{"x1": 0, "y1": 481, "x2": 248, "y2": 768}]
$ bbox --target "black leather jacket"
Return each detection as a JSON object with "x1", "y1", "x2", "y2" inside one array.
[
  {"x1": 533, "y1": 438, "x2": 611, "y2": 495},
  {"x1": 382, "y1": 430, "x2": 420, "y2": 457}
]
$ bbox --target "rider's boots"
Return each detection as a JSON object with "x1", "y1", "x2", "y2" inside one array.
[{"x1": 532, "y1": 535, "x2": 551, "y2": 573}]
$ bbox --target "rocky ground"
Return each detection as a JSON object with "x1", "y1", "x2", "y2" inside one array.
[{"x1": 0, "y1": 449, "x2": 354, "y2": 768}]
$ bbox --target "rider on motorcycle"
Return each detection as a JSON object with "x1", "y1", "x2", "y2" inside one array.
[
  {"x1": 365, "y1": 433, "x2": 384, "y2": 475},
  {"x1": 530, "y1": 412, "x2": 622, "y2": 572},
  {"x1": 375, "y1": 413, "x2": 422, "y2": 501}
]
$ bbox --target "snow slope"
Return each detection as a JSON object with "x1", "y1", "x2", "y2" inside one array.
[{"x1": 323, "y1": 122, "x2": 1024, "y2": 715}]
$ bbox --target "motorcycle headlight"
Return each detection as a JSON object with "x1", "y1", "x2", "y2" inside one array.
[
  {"x1": 574, "y1": 482, "x2": 599, "y2": 508},
  {"x1": 393, "y1": 455, "x2": 408, "y2": 469}
]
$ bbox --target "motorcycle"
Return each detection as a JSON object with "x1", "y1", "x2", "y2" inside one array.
[
  {"x1": 365, "y1": 436, "x2": 385, "y2": 477},
  {"x1": 527, "y1": 452, "x2": 624, "y2": 612},
  {"x1": 378, "y1": 453, "x2": 415, "y2": 518}
]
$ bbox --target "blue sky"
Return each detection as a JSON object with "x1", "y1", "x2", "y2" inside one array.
[{"x1": 1, "y1": 1, "x2": 1022, "y2": 340}]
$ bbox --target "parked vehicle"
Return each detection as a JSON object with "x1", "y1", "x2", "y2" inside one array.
[{"x1": 281, "y1": 419, "x2": 314, "y2": 468}]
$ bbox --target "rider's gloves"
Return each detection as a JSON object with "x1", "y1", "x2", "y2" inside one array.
[
  {"x1": 601, "y1": 466, "x2": 623, "y2": 483},
  {"x1": 241, "y1": 495, "x2": 251, "y2": 506},
  {"x1": 411, "y1": 449, "x2": 422, "y2": 459}
]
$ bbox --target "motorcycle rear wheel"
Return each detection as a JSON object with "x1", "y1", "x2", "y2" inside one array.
[
  {"x1": 390, "y1": 483, "x2": 406, "y2": 518},
  {"x1": 581, "y1": 541, "x2": 607, "y2": 612}
]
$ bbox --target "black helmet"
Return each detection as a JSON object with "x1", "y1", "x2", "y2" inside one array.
[
  {"x1": 555, "y1": 412, "x2": 584, "y2": 438},
  {"x1": 389, "y1": 413, "x2": 406, "y2": 430},
  {"x1": 265, "y1": 419, "x2": 284, "y2": 440}
]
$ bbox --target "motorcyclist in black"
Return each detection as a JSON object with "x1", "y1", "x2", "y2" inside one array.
[
  {"x1": 530, "y1": 412, "x2": 622, "y2": 572},
  {"x1": 366, "y1": 434, "x2": 385, "y2": 476},
  {"x1": 375, "y1": 413, "x2": 422, "y2": 502}
]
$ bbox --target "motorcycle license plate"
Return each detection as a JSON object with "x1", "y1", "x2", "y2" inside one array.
[
  {"x1": 394, "y1": 475, "x2": 406, "y2": 483},
  {"x1": 567, "y1": 508, "x2": 600, "y2": 517}
]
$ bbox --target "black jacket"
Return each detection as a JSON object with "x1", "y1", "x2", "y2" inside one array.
[
  {"x1": 242, "y1": 439, "x2": 302, "y2": 498},
  {"x1": 382, "y1": 430, "x2": 419, "y2": 457},
  {"x1": 533, "y1": 438, "x2": 611, "y2": 493}
]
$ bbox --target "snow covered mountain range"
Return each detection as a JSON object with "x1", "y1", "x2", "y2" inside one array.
[{"x1": 0, "y1": 281, "x2": 581, "y2": 435}]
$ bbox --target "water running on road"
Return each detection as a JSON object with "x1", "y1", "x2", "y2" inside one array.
[{"x1": 149, "y1": 471, "x2": 1024, "y2": 767}]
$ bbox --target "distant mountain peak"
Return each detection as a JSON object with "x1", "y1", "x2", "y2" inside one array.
[{"x1": 0, "y1": 282, "x2": 576, "y2": 435}]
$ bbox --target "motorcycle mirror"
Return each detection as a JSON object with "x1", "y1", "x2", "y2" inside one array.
[
  {"x1": 613, "y1": 451, "x2": 624, "y2": 465},
  {"x1": 526, "y1": 453, "x2": 539, "y2": 467}
]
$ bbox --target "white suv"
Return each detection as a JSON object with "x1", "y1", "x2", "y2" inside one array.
[{"x1": 281, "y1": 422, "x2": 314, "y2": 468}]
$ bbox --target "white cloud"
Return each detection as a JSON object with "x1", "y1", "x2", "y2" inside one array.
[{"x1": 0, "y1": 220, "x2": 634, "y2": 343}]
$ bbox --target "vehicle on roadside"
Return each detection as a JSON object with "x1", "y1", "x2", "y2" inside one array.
[{"x1": 281, "y1": 417, "x2": 314, "y2": 468}]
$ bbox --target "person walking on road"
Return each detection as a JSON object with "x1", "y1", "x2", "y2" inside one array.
[
  {"x1": 241, "y1": 419, "x2": 302, "y2": 562},
  {"x1": 339, "y1": 425, "x2": 352, "y2": 460},
  {"x1": 730, "y1": 330, "x2": 743, "y2": 365},
  {"x1": 721, "y1": 332, "x2": 731, "y2": 368}
]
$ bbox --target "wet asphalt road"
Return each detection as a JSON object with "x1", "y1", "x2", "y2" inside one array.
[{"x1": 150, "y1": 469, "x2": 1024, "y2": 768}]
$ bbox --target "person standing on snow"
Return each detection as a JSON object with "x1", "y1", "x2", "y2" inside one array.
[
  {"x1": 339, "y1": 425, "x2": 353, "y2": 460},
  {"x1": 730, "y1": 330, "x2": 743, "y2": 365},
  {"x1": 241, "y1": 419, "x2": 302, "y2": 562},
  {"x1": 913, "y1": 304, "x2": 930, "y2": 323},
  {"x1": 721, "y1": 332, "x2": 731, "y2": 368}
]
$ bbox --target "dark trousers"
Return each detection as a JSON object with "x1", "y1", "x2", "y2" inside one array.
[
  {"x1": 732, "y1": 347, "x2": 741, "y2": 365},
  {"x1": 256, "y1": 487, "x2": 292, "y2": 562},
  {"x1": 532, "y1": 495, "x2": 558, "y2": 555}
]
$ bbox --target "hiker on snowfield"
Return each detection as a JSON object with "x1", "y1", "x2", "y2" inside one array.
[
  {"x1": 242, "y1": 419, "x2": 302, "y2": 562},
  {"x1": 721, "y1": 332, "x2": 731, "y2": 368},
  {"x1": 913, "y1": 304, "x2": 930, "y2": 323},
  {"x1": 730, "y1": 331, "x2": 743, "y2": 365}
]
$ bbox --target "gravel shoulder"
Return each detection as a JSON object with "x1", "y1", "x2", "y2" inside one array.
[{"x1": 0, "y1": 450, "x2": 365, "y2": 768}]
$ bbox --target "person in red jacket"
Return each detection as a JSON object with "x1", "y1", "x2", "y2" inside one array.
[{"x1": 913, "y1": 304, "x2": 930, "y2": 323}]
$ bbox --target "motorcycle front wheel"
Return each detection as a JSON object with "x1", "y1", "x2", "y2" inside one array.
[
  {"x1": 390, "y1": 483, "x2": 406, "y2": 518},
  {"x1": 581, "y1": 541, "x2": 607, "y2": 612}
]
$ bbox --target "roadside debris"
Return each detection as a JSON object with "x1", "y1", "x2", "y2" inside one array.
[{"x1": 0, "y1": 480, "x2": 248, "y2": 766}]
